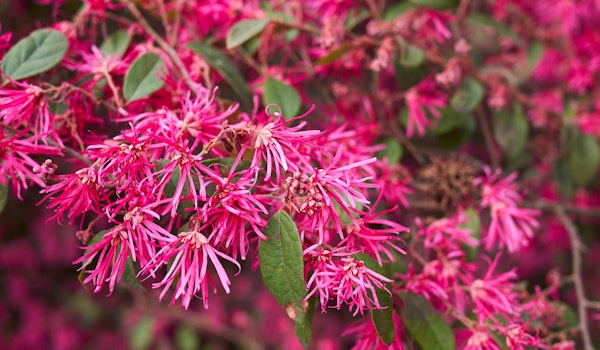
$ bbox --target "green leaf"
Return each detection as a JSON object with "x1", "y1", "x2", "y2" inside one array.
[
  {"x1": 556, "y1": 302, "x2": 577, "y2": 328},
  {"x1": 0, "y1": 184, "x2": 7, "y2": 215},
  {"x1": 78, "y1": 229, "x2": 109, "y2": 286},
  {"x1": 408, "y1": 0, "x2": 459, "y2": 10},
  {"x1": 398, "y1": 69, "x2": 431, "y2": 93},
  {"x1": 188, "y1": 42, "x2": 253, "y2": 111},
  {"x1": 400, "y1": 292, "x2": 455, "y2": 350},
  {"x1": 226, "y1": 18, "x2": 270, "y2": 50},
  {"x1": 175, "y1": 325, "x2": 201, "y2": 350},
  {"x1": 451, "y1": 78, "x2": 484, "y2": 114},
  {"x1": 375, "y1": 137, "x2": 403, "y2": 165},
  {"x1": 434, "y1": 108, "x2": 473, "y2": 135},
  {"x1": 259, "y1": 211, "x2": 310, "y2": 346},
  {"x1": 1, "y1": 29, "x2": 68, "y2": 80},
  {"x1": 437, "y1": 111, "x2": 476, "y2": 150},
  {"x1": 568, "y1": 131, "x2": 600, "y2": 187},
  {"x1": 123, "y1": 52, "x2": 166, "y2": 102},
  {"x1": 399, "y1": 42, "x2": 425, "y2": 68},
  {"x1": 100, "y1": 30, "x2": 130, "y2": 57},
  {"x1": 493, "y1": 104, "x2": 529, "y2": 160},
  {"x1": 263, "y1": 77, "x2": 302, "y2": 118},
  {"x1": 383, "y1": 2, "x2": 416, "y2": 21},
  {"x1": 315, "y1": 44, "x2": 351, "y2": 66},
  {"x1": 459, "y1": 208, "x2": 481, "y2": 262},
  {"x1": 467, "y1": 14, "x2": 522, "y2": 46},
  {"x1": 357, "y1": 253, "x2": 395, "y2": 345},
  {"x1": 527, "y1": 41, "x2": 544, "y2": 72},
  {"x1": 122, "y1": 257, "x2": 145, "y2": 290},
  {"x1": 553, "y1": 158, "x2": 575, "y2": 197},
  {"x1": 130, "y1": 316, "x2": 154, "y2": 350},
  {"x1": 294, "y1": 297, "x2": 316, "y2": 348}
]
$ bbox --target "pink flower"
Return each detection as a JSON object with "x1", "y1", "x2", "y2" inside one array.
[
  {"x1": 397, "y1": 263, "x2": 449, "y2": 304},
  {"x1": 333, "y1": 257, "x2": 393, "y2": 316},
  {"x1": 74, "y1": 225, "x2": 134, "y2": 295},
  {"x1": 416, "y1": 211, "x2": 479, "y2": 251},
  {"x1": 456, "y1": 327, "x2": 502, "y2": 350},
  {"x1": 340, "y1": 204, "x2": 408, "y2": 265},
  {"x1": 141, "y1": 225, "x2": 241, "y2": 309},
  {"x1": 200, "y1": 151, "x2": 268, "y2": 259},
  {"x1": 153, "y1": 141, "x2": 209, "y2": 217},
  {"x1": 304, "y1": 246, "x2": 348, "y2": 310},
  {"x1": 121, "y1": 205, "x2": 173, "y2": 268},
  {"x1": 287, "y1": 156, "x2": 377, "y2": 243},
  {"x1": 474, "y1": 167, "x2": 540, "y2": 252},
  {"x1": 237, "y1": 105, "x2": 322, "y2": 180},
  {"x1": 0, "y1": 130, "x2": 58, "y2": 198},
  {"x1": 304, "y1": 247, "x2": 393, "y2": 315},
  {"x1": 40, "y1": 167, "x2": 106, "y2": 224},
  {"x1": 0, "y1": 82, "x2": 44, "y2": 129},
  {"x1": 466, "y1": 255, "x2": 519, "y2": 320},
  {"x1": 405, "y1": 77, "x2": 446, "y2": 138}
]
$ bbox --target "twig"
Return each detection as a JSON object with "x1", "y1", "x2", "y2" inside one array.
[
  {"x1": 526, "y1": 200, "x2": 600, "y2": 217},
  {"x1": 387, "y1": 121, "x2": 426, "y2": 165},
  {"x1": 555, "y1": 206, "x2": 593, "y2": 350},
  {"x1": 475, "y1": 109, "x2": 500, "y2": 169},
  {"x1": 124, "y1": 2, "x2": 199, "y2": 94}
]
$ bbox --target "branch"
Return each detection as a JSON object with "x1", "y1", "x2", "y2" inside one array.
[{"x1": 555, "y1": 206, "x2": 594, "y2": 350}]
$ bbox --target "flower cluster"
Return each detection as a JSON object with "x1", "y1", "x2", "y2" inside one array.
[{"x1": 1, "y1": 0, "x2": 600, "y2": 348}]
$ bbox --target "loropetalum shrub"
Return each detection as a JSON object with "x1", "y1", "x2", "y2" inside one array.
[{"x1": 2, "y1": 0, "x2": 600, "y2": 348}]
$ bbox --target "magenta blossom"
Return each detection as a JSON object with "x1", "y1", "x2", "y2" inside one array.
[
  {"x1": 74, "y1": 225, "x2": 134, "y2": 295},
  {"x1": 141, "y1": 225, "x2": 241, "y2": 309},
  {"x1": 405, "y1": 76, "x2": 446, "y2": 138},
  {"x1": 40, "y1": 167, "x2": 106, "y2": 224},
  {"x1": 474, "y1": 167, "x2": 540, "y2": 252}
]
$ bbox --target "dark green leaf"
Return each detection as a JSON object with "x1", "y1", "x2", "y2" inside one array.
[
  {"x1": 188, "y1": 42, "x2": 253, "y2": 111},
  {"x1": 467, "y1": 14, "x2": 522, "y2": 46},
  {"x1": 375, "y1": 137, "x2": 403, "y2": 165},
  {"x1": 493, "y1": 104, "x2": 529, "y2": 160},
  {"x1": 130, "y1": 316, "x2": 154, "y2": 350},
  {"x1": 123, "y1": 53, "x2": 165, "y2": 102},
  {"x1": 394, "y1": 62, "x2": 431, "y2": 90},
  {"x1": 1, "y1": 29, "x2": 68, "y2": 80},
  {"x1": 451, "y1": 78, "x2": 484, "y2": 114},
  {"x1": 399, "y1": 42, "x2": 425, "y2": 68},
  {"x1": 459, "y1": 208, "x2": 481, "y2": 261},
  {"x1": 100, "y1": 30, "x2": 130, "y2": 57},
  {"x1": 408, "y1": 0, "x2": 459, "y2": 10},
  {"x1": 226, "y1": 18, "x2": 270, "y2": 49},
  {"x1": 568, "y1": 131, "x2": 600, "y2": 187},
  {"x1": 315, "y1": 44, "x2": 351, "y2": 66},
  {"x1": 259, "y1": 211, "x2": 306, "y2": 306},
  {"x1": 527, "y1": 42, "x2": 544, "y2": 72},
  {"x1": 400, "y1": 292, "x2": 455, "y2": 350},
  {"x1": 122, "y1": 257, "x2": 145, "y2": 290},
  {"x1": 294, "y1": 297, "x2": 316, "y2": 348},
  {"x1": 175, "y1": 325, "x2": 201, "y2": 350},
  {"x1": 263, "y1": 77, "x2": 302, "y2": 118},
  {"x1": 556, "y1": 302, "x2": 577, "y2": 328},
  {"x1": 0, "y1": 184, "x2": 7, "y2": 215},
  {"x1": 78, "y1": 230, "x2": 109, "y2": 286},
  {"x1": 434, "y1": 108, "x2": 473, "y2": 135},
  {"x1": 357, "y1": 253, "x2": 395, "y2": 345},
  {"x1": 259, "y1": 211, "x2": 309, "y2": 346},
  {"x1": 553, "y1": 158, "x2": 574, "y2": 197},
  {"x1": 437, "y1": 112, "x2": 476, "y2": 150}
]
